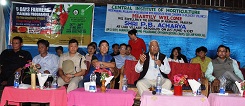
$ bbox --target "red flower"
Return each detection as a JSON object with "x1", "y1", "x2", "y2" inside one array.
[{"x1": 173, "y1": 74, "x2": 188, "y2": 86}]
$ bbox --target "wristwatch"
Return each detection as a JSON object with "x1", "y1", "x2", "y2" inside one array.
[
  {"x1": 71, "y1": 74, "x2": 75, "y2": 78},
  {"x1": 100, "y1": 62, "x2": 103, "y2": 67}
]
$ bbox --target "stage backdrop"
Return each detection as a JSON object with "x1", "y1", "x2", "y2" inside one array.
[
  {"x1": 3, "y1": 4, "x2": 245, "y2": 67},
  {"x1": 10, "y1": 2, "x2": 94, "y2": 46}
]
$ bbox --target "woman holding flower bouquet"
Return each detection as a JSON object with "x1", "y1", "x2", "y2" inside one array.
[
  {"x1": 135, "y1": 40, "x2": 172, "y2": 96},
  {"x1": 79, "y1": 40, "x2": 116, "y2": 88}
]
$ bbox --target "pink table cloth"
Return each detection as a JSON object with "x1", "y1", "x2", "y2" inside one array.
[
  {"x1": 140, "y1": 91, "x2": 210, "y2": 106},
  {"x1": 67, "y1": 88, "x2": 136, "y2": 106},
  {"x1": 0, "y1": 86, "x2": 67, "y2": 106},
  {"x1": 208, "y1": 93, "x2": 245, "y2": 106}
]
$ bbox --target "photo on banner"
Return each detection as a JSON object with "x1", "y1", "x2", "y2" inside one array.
[
  {"x1": 9, "y1": 2, "x2": 94, "y2": 46},
  {"x1": 105, "y1": 4, "x2": 208, "y2": 38}
]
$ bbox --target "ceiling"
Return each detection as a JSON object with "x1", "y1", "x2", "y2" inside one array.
[{"x1": 11, "y1": 0, "x2": 245, "y2": 13}]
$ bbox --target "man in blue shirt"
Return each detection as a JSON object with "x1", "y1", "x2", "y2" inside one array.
[
  {"x1": 79, "y1": 40, "x2": 116, "y2": 87},
  {"x1": 113, "y1": 43, "x2": 135, "y2": 89},
  {"x1": 114, "y1": 43, "x2": 135, "y2": 69},
  {"x1": 33, "y1": 39, "x2": 59, "y2": 76}
]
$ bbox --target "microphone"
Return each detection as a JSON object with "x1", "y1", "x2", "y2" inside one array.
[{"x1": 154, "y1": 54, "x2": 157, "y2": 68}]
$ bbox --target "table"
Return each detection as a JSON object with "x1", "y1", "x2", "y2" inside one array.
[
  {"x1": 67, "y1": 88, "x2": 136, "y2": 106},
  {"x1": 208, "y1": 93, "x2": 245, "y2": 106},
  {"x1": 140, "y1": 91, "x2": 210, "y2": 106},
  {"x1": 0, "y1": 86, "x2": 67, "y2": 106}
]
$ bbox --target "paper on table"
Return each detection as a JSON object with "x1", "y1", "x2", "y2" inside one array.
[
  {"x1": 235, "y1": 81, "x2": 243, "y2": 95},
  {"x1": 19, "y1": 83, "x2": 31, "y2": 89},
  {"x1": 105, "y1": 76, "x2": 114, "y2": 87},
  {"x1": 188, "y1": 79, "x2": 201, "y2": 93},
  {"x1": 84, "y1": 82, "x2": 90, "y2": 91},
  {"x1": 161, "y1": 88, "x2": 173, "y2": 95},
  {"x1": 37, "y1": 73, "x2": 50, "y2": 89}
]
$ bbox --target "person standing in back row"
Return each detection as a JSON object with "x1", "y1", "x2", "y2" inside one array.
[{"x1": 128, "y1": 29, "x2": 146, "y2": 60}]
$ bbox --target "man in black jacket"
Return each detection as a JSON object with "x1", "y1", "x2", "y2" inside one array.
[{"x1": 0, "y1": 36, "x2": 32, "y2": 86}]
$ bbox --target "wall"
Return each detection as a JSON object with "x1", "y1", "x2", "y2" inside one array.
[{"x1": 3, "y1": 5, "x2": 245, "y2": 67}]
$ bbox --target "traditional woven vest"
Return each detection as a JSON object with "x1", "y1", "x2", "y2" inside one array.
[
  {"x1": 212, "y1": 57, "x2": 234, "y2": 78},
  {"x1": 137, "y1": 52, "x2": 168, "y2": 83}
]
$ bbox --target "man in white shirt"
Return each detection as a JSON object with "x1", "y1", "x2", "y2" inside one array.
[
  {"x1": 33, "y1": 39, "x2": 59, "y2": 76},
  {"x1": 135, "y1": 40, "x2": 172, "y2": 96}
]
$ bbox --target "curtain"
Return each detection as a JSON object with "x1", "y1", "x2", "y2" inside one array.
[{"x1": 0, "y1": 5, "x2": 6, "y2": 53}]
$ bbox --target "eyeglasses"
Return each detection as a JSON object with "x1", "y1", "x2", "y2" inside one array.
[
  {"x1": 150, "y1": 46, "x2": 159, "y2": 49},
  {"x1": 120, "y1": 48, "x2": 126, "y2": 50}
]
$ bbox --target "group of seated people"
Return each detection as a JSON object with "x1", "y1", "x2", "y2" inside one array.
[
  {"x1": 0, "y1": 36, "x2": 244, "y2": 97},
  {"x1": 167, "y1": 45, "x2": 244, "y2": 94}
]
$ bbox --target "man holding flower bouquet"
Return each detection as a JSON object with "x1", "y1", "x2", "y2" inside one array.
[{"x1": 135, "y1": 40, "x2": 172, "y2": 96}]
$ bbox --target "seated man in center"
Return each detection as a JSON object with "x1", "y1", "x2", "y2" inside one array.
[
  {"x1": 135, "y1": 40, "x2": 172, "y2": 96},
  {"x1": 58, "y1": 39, "x2": 87, "y2": 92},
  {"x1": 79, "y1": 40, "x2": 116, "y2": 87}
]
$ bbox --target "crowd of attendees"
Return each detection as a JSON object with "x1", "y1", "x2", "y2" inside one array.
[{"x1": 0, "y1": 29, "x2": 244, "y2": 95}]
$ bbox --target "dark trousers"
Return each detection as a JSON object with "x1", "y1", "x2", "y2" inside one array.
[
  {"x1": 0, "y1": 73, "x2": 14, "y2": 86},
  {"x1": 221, "y1": 71, "x2": 242, "y2": 93}
]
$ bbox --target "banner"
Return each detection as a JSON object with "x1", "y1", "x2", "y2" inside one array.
[
  {"x1": 10, "y1": 2, "x2": 94, "y2": 46},
  {"x1": 105, "y1": 4, "x2": 208, "y2": 38}
]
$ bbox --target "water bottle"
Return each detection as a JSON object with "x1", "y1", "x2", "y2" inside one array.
[
  {"x1": 219, "y1": 76, "x2": 226, "y2": 94},
  {"x1": 196, "y1": 78, "x2": 201, "y2": 95},
  {"x1": 156, "y1": 73, "x2": 162, "y2": 95},
  {"x1": 52, "y1": 73, "x2": 58, "y2": 88},
  {"x1": 14, "y1": 72, "x2": 20, "y2": 88},
  {"x1": 122, "y1": 75, "x2": 128, "y2": 92},
  {"x1": 89, "y1": 72, "x2": 97, "y2": 92}
]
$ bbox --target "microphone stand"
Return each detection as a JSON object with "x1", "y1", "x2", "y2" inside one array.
[{"x1": 154, "y1": 54, "x2": 157, "y2": 68}]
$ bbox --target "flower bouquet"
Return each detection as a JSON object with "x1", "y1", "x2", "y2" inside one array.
[
  {"x1": 24, "y1": 61, "x2": 40, "y2": 89},
  {"x1": 173, "y1": 74, "x2": 188, "y2": 96},
  {"x1": 25, "y1": 61, "x2": 40, "y2": 74},
  {"x1": 241, "y1": 81, "x2": 245, "y2": 97},
  {"x1": 94, "y1": 68, "x2": 113, "y2": 92},
  {"x1": 174, "y1": 74, "x2": 188, "y2": 86}
]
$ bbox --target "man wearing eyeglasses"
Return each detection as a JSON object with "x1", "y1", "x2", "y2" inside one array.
[
  {"x1": 113, "y1": 43, "x2": 135, "y2": 89},
  {"x1": 205, "y1": 45, "x2": 244, "y2": 93},
  {"x1": 135, "y1": 40, "x2": 172, "y2": 96},
  {"x1": 0, "y1": 36, "x2": 32, "y2": 86}
]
